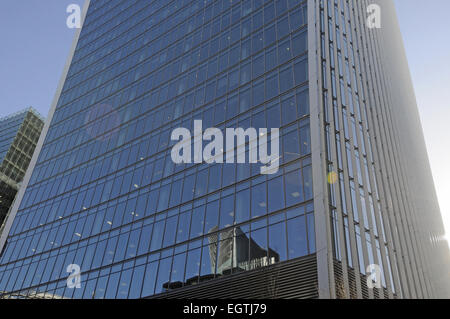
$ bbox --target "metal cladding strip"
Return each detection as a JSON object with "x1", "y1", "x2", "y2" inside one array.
[
  {"x1": 366, "y1": 0, "x2": 422, "y2": 297},
  {"x1": 340, "y1": 0, "x2": 450, "y2": 298},
  {"x1": 362, "y1": 0, "x2": 426, "y2": 298},
  {"x1": 0, "y1": 0, "x2": 91, "y2": 256},
  {"x1": 348, "y1": 0, "x2": 404, "y2": 298},
  {"x1": 314, "y1": 0, "x2": 367, "y2": 299},
  {"x1": 353, "y1": 0, "x2": 403, "y2": 298},
  {"x1": 308, "y1": 0, "x2": 334, "y2": 299}
]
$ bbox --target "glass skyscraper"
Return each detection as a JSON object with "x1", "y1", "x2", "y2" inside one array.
[{"x1": 0, "y1": 0, "x2": 448, "y2": 299}]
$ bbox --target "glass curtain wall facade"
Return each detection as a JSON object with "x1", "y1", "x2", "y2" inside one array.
[
  {"x1": 0, "y1": 0, "x2": 313, "y2": 299},
  {"x1": 1, "y1": 0, "x2": 448, "y2": 300}
]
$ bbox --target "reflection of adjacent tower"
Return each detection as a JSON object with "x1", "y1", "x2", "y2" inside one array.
[
  {"x1": 207, "y1": 226, "x2": 220, "y2": 274},
  {"x1": 208, "y1": 226, "x2": 279, "y2": 275}
]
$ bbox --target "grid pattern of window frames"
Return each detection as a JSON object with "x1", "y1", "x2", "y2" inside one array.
[
  {"x1": 0, "y1": 110, "x2": 44, "y2": 183},
  {"x1": 0, "y1": 112, "x2": 28, "y2": 171},
  {"x1": 0, "y1": 0, "x2": 314, "y2": 299}
]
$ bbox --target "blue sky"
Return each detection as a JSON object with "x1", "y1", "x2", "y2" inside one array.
[
  {"x1": 0, "y1": 0, "x2": 84, "y2": 118},
  {"x1": 0, "y1": 1, "x2": 449, "y2": 238}
]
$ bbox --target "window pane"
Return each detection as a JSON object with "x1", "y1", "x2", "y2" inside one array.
[
  {"x1": 281, "y1": 96, "x2": 297, "y2": 125},
  {"x1": 303, "y1": 165, "x2": 313, "y2": 200},
  {"x1": 251, "y1": 182, "x2": 267, "y2": 218},
  {"x1": 287, "y1": 216, "x2": 308, "y2": 259},
  {"x1": 268, "y1": 176, "x2": 284, "y2": 212},
  {"x1": 268, "y1": 221, "x2": 287, "y2": 261},
  {"x1": 138, "y1": 224, "x2": 153, "y2": 255},
  {"x1": 117, "y1": 268, "x2": 132, "y2": 299},
  {"x1": 129, "y1": 265, "x2": 145, "y2": 299},
  {"x1": 235, "y1": 229, "x2": 250, "y2": 271},
  {"x1": 150, "y1": 221, "x2": 164, "y2": 251},
  {"x1": 285, "y1": 169, "x2": 304, "y2": 206},
  {"x1": 205, "y1": 201, "x2": 220, "y2": 234},
  {"x1": 294, "y1": 59, "x2": 308, "y2": 84},
  {"x1": 250, "y1": 227, "x2": 268, "y2": 267},
  {"x1": 171, "y1": 253, "x2": 186, "y2": 285},
  {"x1": 200, "y1": 244, "x2": 215, "y2": 278},
  {"x1": 220, "y1": 195, "x2": 235, "y2": 228},
  {"x1": 105, "y1": 272, "x2": 120, "y2": 299},
  {"x1": 235, "y1": 189, "x2": 250, "y2": 223},
  {"x1": 190, "y1": 206, "x2": 205, "y2": 239},
  {"x1": 176, "y1": 212, "x2": 190, "y2": 243},
  {"x1": 185, "y1": 248, "x2": 201, "y2": 284},
  {"x1": 155, "y1": 257, "x2": 172, "y2": 294},
  {"x1": 283, "y1": 130, "x2": 300, "y2": 163}
]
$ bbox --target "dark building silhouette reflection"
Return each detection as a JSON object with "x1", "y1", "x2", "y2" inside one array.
[{"x1": 163, "y1": 225, "x2": 279, "y2": 292}]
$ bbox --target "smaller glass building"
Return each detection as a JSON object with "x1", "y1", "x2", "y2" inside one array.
[{"x1": 0, "y1": 108, "x2": 44, "y2": 226}]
